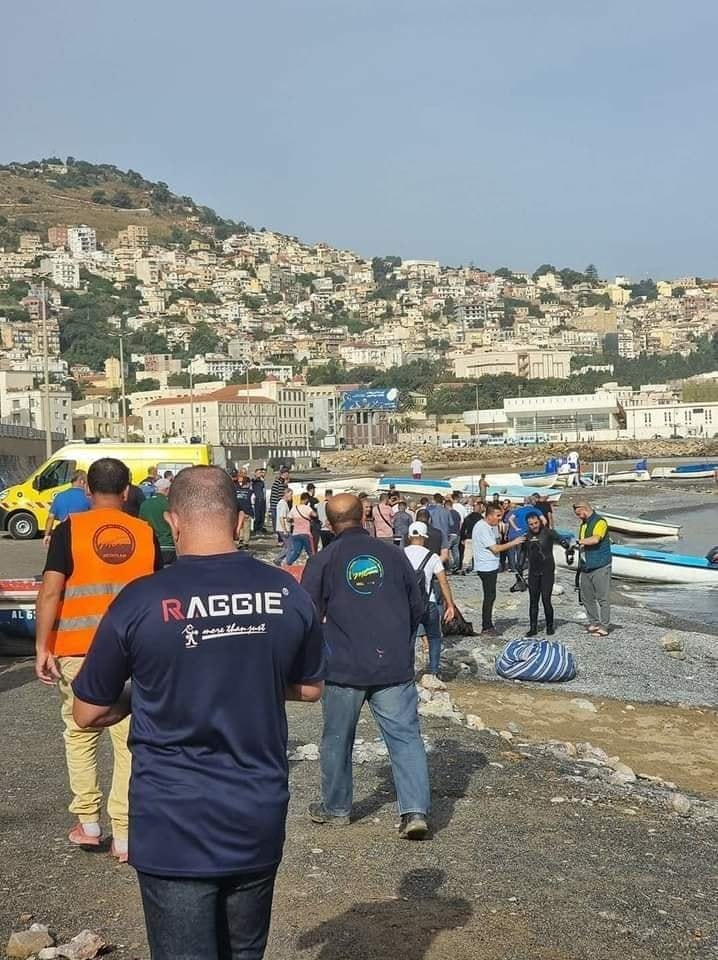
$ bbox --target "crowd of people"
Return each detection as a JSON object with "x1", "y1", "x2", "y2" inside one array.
[{"x1": 34, "y1": 457, "x2": 612, "y2": 959}]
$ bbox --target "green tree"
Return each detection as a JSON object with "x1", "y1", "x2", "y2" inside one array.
[
  {"x1": 91, "y1": 190, "x2": 107, "y2": 204},
  {"x1": 187, "y1": 322, "x2": 220, "y2": 356},
  {"x1": 494, "y1": 267, "x2": 514, "y2": 279},
  {"x1": 532, "y1": 264, "x2": 556, "y2": 280},
  {"x1": 110, "y1": 190, "x2": 133, "y2": 209},
  {"x1": 584, "y1": 263, "x2": 599, "y2": 282},
  {"x1": 134, "y1": 378, "x2": 161, "y2": 391}
]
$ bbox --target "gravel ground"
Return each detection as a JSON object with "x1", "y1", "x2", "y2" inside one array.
[
  {"x1": 1, "y1": 665, "x2": 717, "y2": 960},
  {"x1": 2, "y1": 486, "x2": 717, "y2": 958}
]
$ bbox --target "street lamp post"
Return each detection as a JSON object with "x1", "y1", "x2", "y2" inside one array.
[
  {"x1": 245, "y1": 364, "x2": 253, "y2": 462},
  {"x1": 108, "y1": 328, "x2": 128, "y2": 442}
]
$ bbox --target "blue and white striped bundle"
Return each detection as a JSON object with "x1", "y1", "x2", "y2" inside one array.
[{"x1": 495, "y1": 639, "x2": 576, "y2": 682}]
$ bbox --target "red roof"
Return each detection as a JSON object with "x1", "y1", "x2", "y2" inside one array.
[{"x1": 145, "y1": 388, "x2": 276, "y2": 407}]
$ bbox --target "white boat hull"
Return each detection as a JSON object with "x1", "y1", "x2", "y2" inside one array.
[
  {"x1": 290, "y1": 476, "x2": 378, "y2": 498},
  {"x1": 651, "y1": 467, "x2": 718, "y2": 480},
  {"x1": 450, "y1": 473, "x2": 523, "y2": 488},
  {"x1": 553, "y1": 546, "x2": 717, "y2": 584},
  {"x1": 601, "y1": 512, "x2": 681, "y2": 538}
]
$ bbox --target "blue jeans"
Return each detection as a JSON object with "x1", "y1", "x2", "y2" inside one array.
[
  {"x1": 285, "y1": 533, "x2": 312, "y2": 565},
  {"x1": 320, "y1": 680, "x2": 430, "y2": 818},
  {"x1": 448, "y1": 534, "x2": 460, "y2": 572},
  {"x1": 415, "y1": 600, "x2": 443, "y2": 674},
  {"x1": 137, "y1": 868, "x2": 277, "y2": 960}
]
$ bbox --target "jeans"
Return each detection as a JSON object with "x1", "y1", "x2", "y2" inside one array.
[
  {"x1": 275, "y1": 532, "x2": 291, "y2": 564},
  {"x1": 528, "y1": 570, "x2": 554, "y2": 630},
  {"x1": 320, "y1": 680, "x2": 430, "y2": 817},
  {"x1": 137, "y1": 868, "x2": 277, "y2": 960},
  {"x1": 447, "y1": 534, "x2": 460, "y2": 571},
  {"x1": 285, "y1": 533, "x2": 312, "y2": 565},
  {"x1": 477, "y1": 570, "x2": 498, "y2": 630},
  {"x1": 415, "y1": 600, "x2": 443, "y2": 674},
  {"x1": 580, "y1": 564, "x2": 611, "y2": 628}
]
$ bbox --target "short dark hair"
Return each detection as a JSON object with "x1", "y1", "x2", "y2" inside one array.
[
  {"x1": 433, "y1": 493, "x2": 444, "y2": 503},
  {"x1": 168, "y1": 465, "x2": 239, "y2": 525},
  {"x1": 87, "y1": 458, "x2": 130, "y2": 495},
  {"x1": 485, "y1": 504, "x2": 502, "y2": 518},
  {"x1": 299, "y1": 492, "x2": 310, "y2": 503},
  {"x1": 325, "y1": 488, "x2": 333, "y2": 496},
  {"x1": 416, "y1": 508, "x2": 430, "y2": 524}
]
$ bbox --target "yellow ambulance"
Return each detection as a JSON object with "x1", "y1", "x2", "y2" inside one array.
[{"x1": 0, "y1": 441, "x2": 214, "y2": 540}]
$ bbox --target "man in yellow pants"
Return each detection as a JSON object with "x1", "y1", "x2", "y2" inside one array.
[{"x1": 35, "y1": 457, "x2": 161, "y2": 861}]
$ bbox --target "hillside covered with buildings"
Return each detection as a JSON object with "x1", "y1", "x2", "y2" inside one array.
[{"x1": 2, "y1": 157, "x2": 718, "y2": 454}]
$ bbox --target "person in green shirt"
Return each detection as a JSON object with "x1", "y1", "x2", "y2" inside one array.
[{"x1": 139, "y1": 478, "x2": 175, "y2": 565}]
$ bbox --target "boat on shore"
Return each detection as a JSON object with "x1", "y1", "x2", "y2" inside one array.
[
  {"x1": 290, "y1": 476, "x2": 379, "y2": 498},
  {"x1": 651, "y1": 463, "x2": 718, "y2": 480},
  {"x1": 377, "y1": 476, "x2": 453, "y2": 498},
  {"x1": 553, "y1": 544, "x2": 717, "y2": 584},
  {"x1": 449, "y1": 472, "x2": 523, "y2": 489},
  {"x1": 601, "y1": 512, "x2": 681, "y2": 538},
  {"x1": 0, "y1": 579, "x2": 38, "y2": 641},
  {"x1": 518, "y1": 471, "x2": 560, "y2": 488}
]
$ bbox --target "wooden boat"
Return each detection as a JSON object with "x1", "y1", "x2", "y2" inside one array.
[
  {"x1": 601, "y1": 512, "x2": 681, "y2": 538},
  {"x1": 450, "y1": 472, "x2": 523, "y2": 488},
  {"x1": 289, "y1": 476, "x2": 379, "y2": 498},
  {"x1": 651, "y1": 463, "x2": 718, "y2": 480},
  {"x1": 462, "y1": 482, "x2": 562, "y2": 503},
  {"x1": 519, "y1": 471, "x2": 560, "y2": 488},
  {"x1": 553, "y1": 544, "x2": 718, "y2": 584},
  {"x1": 0, "y1": 579, "x2": 39, "y2": 640},
  {"x1": 377, "y1": 476, "x2": 453, "y2": 498}
]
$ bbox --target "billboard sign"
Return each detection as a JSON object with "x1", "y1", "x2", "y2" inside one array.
[{"x1": 340, "y1": 387, "x2": 399, "y2": 411}]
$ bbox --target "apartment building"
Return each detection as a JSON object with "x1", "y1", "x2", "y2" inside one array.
[
  {"x1": 49, "y1": 256, "x2": 80, "y2": 289},
  {"x1": 118, "y1": 224, "x2": 149, "y2": 251},
  {"x1": 142, "y1": 388, "x2": 279, "y2": 446},
  {"x1": 67, "y1": 225, "x2": 97, "y2": 257},
  {"x1": 452, "y1": 346, "x2": 574, "y2": 379},
  {"x1": 48, "y1": 226, "x2": 68, "y2": 248},
  {"x1": 0, "y1": 372, "x2": 73, "y2": 439}
]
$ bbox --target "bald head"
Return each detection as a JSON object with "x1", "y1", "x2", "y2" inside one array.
[
  {"x1": 326, "y1": 493, "x2": 363, "y2": 532},
  {"x1": 168, "y1": 466, "x2": 239, "y2": 530}
]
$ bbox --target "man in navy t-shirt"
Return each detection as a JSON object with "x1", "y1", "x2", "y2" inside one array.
[{"x1": 72, "y1": 466, "x2": 325, "y2": 960}]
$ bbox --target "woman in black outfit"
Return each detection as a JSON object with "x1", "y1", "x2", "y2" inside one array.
[{"x1": 525, "y1": 513, "x2": 571, "y2": 636}]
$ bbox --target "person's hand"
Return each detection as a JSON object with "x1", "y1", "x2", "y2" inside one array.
[
  {"x1": 35, "y1": 649, "x2": 61, "y2": 685},
  {"x1": 513, "y1": 535, "x2": 526, "y2": 545},
  {"x1": 442, "y1": 603, "x2": 456, "y2": 623},
  {"x1": 43, "y1": 534, "x2": 51, "y2": 548}
]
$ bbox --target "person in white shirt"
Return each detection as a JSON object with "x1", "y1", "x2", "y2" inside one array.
[
  {"x1": 566, "y1": 450, "x2": 580, "y2": 486},
  {"x1": 410, "y1": 457, "x2": 423, "y2": 480},
  {"x1": 274, "y1": 488, "x2": 294, "y2": 564},
  {"x1": 404, "y1": 522, "x2": 456, "y2": 676},
  {"x1": 451, "y1": 492, "x2": 468, "y2": 522},
  {"x1": 472, "y1": 504, "x2": 523, "y2": 635}
]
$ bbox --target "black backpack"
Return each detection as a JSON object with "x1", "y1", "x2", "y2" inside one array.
[{"x1": 414, "y1": 551, "x2": 434, "y2": 615}]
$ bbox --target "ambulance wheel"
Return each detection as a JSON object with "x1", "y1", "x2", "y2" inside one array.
[{"x1": 8, "y1": 512, "x2": 38, "y2": 540}]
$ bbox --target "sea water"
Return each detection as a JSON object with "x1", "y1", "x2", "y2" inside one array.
[{"x1": 615, "y1": 503, "x2": 718, "y2": 628}]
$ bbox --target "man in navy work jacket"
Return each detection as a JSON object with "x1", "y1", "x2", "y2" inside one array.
[
  {"x1": 71, "y1": 466, "x2": 325, "y2": 960},
  {"x1": 301, "y1": 493, "x2": 430, "y2": 840}
]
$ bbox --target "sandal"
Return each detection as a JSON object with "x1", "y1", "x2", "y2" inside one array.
[
  {"x1": 586, "y1": 624, "x2": 600, "y2": 633},
  {"x1": 68, "y1": 823, "x2": 101, "y2": 847},
  {"x1": 593, "y1": 627, "x2": 609, "y2": 637}
]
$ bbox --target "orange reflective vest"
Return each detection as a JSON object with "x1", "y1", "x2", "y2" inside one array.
[{"x1": 50, "y1": 508, "x2": 157, "y2": 657}]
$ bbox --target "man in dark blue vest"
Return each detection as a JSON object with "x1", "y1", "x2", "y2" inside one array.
[
  {"x1": 574, "y1": 501, "x2": 612, "y2": 636},
  {"x1": 301, "y1": 493, "x2": 429, "y2": 839}
]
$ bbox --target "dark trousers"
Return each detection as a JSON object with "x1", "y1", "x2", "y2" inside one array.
[
  {"x1": 477, "y1": 570, "x2": 498, "y2": 629},
  {"x1": 254, "y1": 500, "x2": 266, "y2": 532},
  {"x1": 137, "y1": 868, "x2": 277, "y2": 960},
  {"x1": 319, "y1": 530, "x2": 335, "y2": 549},
  {"x1": 161, "y1": 548, "x2": 177, "y2": 566},
  {"x1": 528, "y1": 570, "x2": 554, "y2": 629}
]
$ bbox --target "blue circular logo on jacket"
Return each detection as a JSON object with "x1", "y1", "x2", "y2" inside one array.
[{"x1": 346, "y1": 555, "x2": 385, "y2": 596}]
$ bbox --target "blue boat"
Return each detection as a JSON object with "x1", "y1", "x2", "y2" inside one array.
[
  {"x1": 554, "y1": 538, "x2": 718, "y2": 584},
  {"x1": 377, "y1": 477, "x2": 454, "y2": 497}
]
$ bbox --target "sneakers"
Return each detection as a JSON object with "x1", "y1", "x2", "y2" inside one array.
[
  {"x1": 398, "y1": 813, "x2": 429, "y2": 840},
  {"x1": 68, "y1": 823, "x2": 101, "y2": 848},
  {"x1": 526, "y1": 627, "x2": 538, "y2": 637},
  {"x1": 546, "y1": 624, "x2": 555, "y2": 636},
  {"x1": 308, "y1": 802, "x2": 350, "y2": 826}
]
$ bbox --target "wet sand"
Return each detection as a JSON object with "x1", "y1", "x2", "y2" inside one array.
[{"x1": 451, "y1": 682, "x2": 718, "y2": 796}]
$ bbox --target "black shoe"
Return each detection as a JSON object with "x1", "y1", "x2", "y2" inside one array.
[
  {"x1": 481, "y1": 627, "x2": 498, "y2": 637},
  {"x1": 398, "y1": 813, "x2": 429, "y2": 840},
  {"x1": 526, "y1": 627, "x2": 538, "y2": 637},
  {"x1": 308, "y1": 802, "x2": 350, "y2": 826},
  {"x1": 546, "y1": 624, "x2": 555, "y2": 635}
]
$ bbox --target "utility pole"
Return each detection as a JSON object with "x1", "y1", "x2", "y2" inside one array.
[
  {"x1": 474, "y1": 384, "x2": 480, "y2": 440},
  {"x1": 40, "y1": 282, "x2": 52, "y2": 457}
]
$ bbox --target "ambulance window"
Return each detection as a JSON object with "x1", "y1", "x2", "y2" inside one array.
[
  {"x1": 156, "y1": 462, "x2": 193, "y2": 478},
  {"x1": 36, "y1": 459, "x2": 76, "y2": 491}
]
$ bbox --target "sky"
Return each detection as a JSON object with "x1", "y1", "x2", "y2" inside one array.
[{"x1": 2, "y1": 0, "x2": 717, "y2": 279}]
